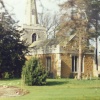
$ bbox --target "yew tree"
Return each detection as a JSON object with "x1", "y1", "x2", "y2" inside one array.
[{"x1": 0, "y1": 23, "x2": 28, "y2": 78}]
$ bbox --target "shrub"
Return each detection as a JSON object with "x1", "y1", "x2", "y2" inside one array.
[
  {"x1": 3, "y1": 72, "x2": 10, "y2": 79},
  {"x1": 22, "y1": 57, "x2": 48, "y2": 86}
]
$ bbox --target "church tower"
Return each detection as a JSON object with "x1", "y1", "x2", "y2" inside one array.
[
  {"x1": 25, "y1": 0, "x2": 38, "y2": 25},
  {"x1": 22, "y1": 0, "x2": 47, "y2": 44}
]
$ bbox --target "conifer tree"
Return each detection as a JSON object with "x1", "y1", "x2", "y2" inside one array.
[
  {"x1": 22, "y1": 57, "x2": 47, "y2": 86},
  {"x1": 86, "y1": 0, "x2": 100, "y2": 71},
  {"x1": 0, "y1": 23, "x2": 27, "y2": 78},
  {"x1": 58, "y1": 0, "x2": 100, "y2": 79},
  {"x1": 58, "y1": 0, "x2": 91, "y2": 79}
]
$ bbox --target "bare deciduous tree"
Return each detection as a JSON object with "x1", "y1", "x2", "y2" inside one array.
[
  {"x1": 58, "y1": 0, "x2": 90, "y2": 79},
  {"x1": 38, "y1": 0, "x2": 60, "y2": 38}
]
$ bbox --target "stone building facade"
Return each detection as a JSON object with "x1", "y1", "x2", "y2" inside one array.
[
  {"x1": 26, "y1": 37, "x2": 94, "y2": 78},
  {"x1": 21, "y1": 0, "x2": 99, "y2": 78}
]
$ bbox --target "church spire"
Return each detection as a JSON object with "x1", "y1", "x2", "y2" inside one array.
[{"x1": 25, "y1": 0, "x2": 38, "y2": 25}]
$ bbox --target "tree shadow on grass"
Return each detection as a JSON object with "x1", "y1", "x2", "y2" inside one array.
[{"x1": 46, "y1": 80, "x2": 69, "y2": 86}]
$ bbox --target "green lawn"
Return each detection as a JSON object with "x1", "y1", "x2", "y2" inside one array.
[{"x1": 0, "y1": 78, "x2": 100, "y2": 100}]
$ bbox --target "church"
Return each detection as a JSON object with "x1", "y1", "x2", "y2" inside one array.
[{"x1": 21, "y1": 0, "x2": 100, "y2": 78}]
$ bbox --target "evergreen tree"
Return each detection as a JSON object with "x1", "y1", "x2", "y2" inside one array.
[
  {"x1": 22, "y1": 57, "x2": 48, "y2": 86},
  {"x1": 58, "y1": 0, "x2": 100, "y2": 79},
  {"x1": 85, "y1": 0, "x2": 100, "y2": 70},
  {"x1": 0, "y1": 24, "x2": 28, "y2": 78},
  {"x1": 58, "y1": 0, "x2": 92, "y2": 79}
]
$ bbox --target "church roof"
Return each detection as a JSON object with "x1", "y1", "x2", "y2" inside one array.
[
  {"x1": 29, "y1": 34, "x2": 94, "y2": 55},
  {"x1": 29, "y1": 34, "x2": 75, "y2": 49}
]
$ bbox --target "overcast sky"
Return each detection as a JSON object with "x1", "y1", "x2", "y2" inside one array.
[
  {"x1": 3, "y1": 0, "x2": 100, "y2": 53},
  {"x1": 3, "y1": 0, "x2": 65, "y2": 25}
]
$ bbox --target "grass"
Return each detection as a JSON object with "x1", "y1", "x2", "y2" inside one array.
[{"x1": 0, "y1": 78, "x2": 100, "y2": 100}]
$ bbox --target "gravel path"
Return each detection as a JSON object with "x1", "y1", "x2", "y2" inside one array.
[{"x1": 0, "y1": 86, "x2": 29, "y2": 97}]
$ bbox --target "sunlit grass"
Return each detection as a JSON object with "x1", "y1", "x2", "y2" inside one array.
[{"x1": 0, "y1": 78, "x2": 100, "y2": 100}]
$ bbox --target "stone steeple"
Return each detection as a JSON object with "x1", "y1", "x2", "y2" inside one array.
[
  {"x1": 25, "y1": 0, "x2": 38, "y2": 25},
  {"x1": 22, "y1": 0, "x2": 47, "y2": 45}
]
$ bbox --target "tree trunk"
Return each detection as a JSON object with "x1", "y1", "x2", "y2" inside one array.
[
  {"x1": 77, "y1": 31, "x2": 82, "y2": 80},
  {"x1": 95, "y1": 37, "x2": 98, "y2": 70},
  {"x1": 95, "y1": 17, "x2": 98, "y2": 71}
]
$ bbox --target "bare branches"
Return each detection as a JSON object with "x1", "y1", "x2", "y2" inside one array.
[
  {"x1": 38, "y1": 10, "x2": 60, "y2": 38},
  {"x1": 58, "y1": 0, "x2": 94, "y2": 79}
]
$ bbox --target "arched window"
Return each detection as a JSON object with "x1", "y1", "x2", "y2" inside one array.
[{"x1": 32, "y1": 33, "x2": 36, "y2": 42}]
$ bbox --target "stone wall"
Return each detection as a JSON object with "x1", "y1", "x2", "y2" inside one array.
[
  {"x1": 61, "y1": 53, "x2": 72, "y2": 78},
  {"x1": 38, "y1": 54, "x2": 59, "y2": 78},
  {"x1": 25, "y1": 53, "x2": 61, "y2": 78},
  {"x1": 21, "y1": 25, "x2": 46, "y2": 44},
  {"x1": 84, "y1": 55, "x2": 93, "y2": 77},
  {"x1": 25, "y1": 53, "x2": 94, "y2": 78},
  {"x1": 60, "y1": 53, "x2": 94, "y2": 78}
]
